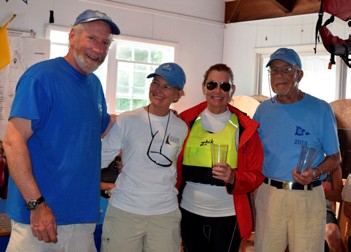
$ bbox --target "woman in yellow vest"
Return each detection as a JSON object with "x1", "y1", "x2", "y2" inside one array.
[{"x1": 177, "y1": 64, "x2": 264, "y2": 252}]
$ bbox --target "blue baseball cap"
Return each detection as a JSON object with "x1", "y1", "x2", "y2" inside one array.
[
  {"x1": 74, "y1": 10, "x2": 120, "y2": 35},
  {"x1": 266, "y1": 48, "x2": 302, "y2": 69},
  {"x1": 147, "y1": 63, "x2": 186, "y2": 90}
]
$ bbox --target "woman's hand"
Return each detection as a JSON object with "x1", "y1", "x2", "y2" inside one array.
[{"x1": 212, "y1": 162, "x2": 235, "y2": 184}]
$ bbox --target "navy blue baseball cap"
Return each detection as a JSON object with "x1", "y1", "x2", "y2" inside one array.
[
  {"x1": 266, "y1": 48, "x2": 302, "y2": 69},
  {"x1": 147, "y1": 63, "x2": 186, "y2": 90},
  {"x1": 74, "y1": 10, "x2": 120, "y2": 35}
]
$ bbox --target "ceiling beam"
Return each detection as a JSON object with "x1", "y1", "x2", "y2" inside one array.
[
  {"x1": 225, "y1": 1, "x2": 240, "y2": 23},
  {"x1": 268, "y1": 0, "x2": 297, "y2": 13},
  {"x1": 224, "y1": 0, "x2": 320, "y2": 23}
]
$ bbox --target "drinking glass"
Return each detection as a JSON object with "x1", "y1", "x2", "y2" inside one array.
[
  {"x1": 211, "y1": 144, "x2": 228, "y2": 166},
  {"x1": 297, "y1": 145, "x2": 317, "y2": 173}
]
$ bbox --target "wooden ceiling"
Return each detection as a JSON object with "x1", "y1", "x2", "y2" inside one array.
[{"x1": 225, "y1": 0, "x2": 321, "y2": 23}]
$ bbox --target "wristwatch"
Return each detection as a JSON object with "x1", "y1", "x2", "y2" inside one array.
[
  {"x1": 25, "y1": 196, "x2": 45, "y2": 210},
  {"x1": 313, "y1": 167, "x2": 323, "y2": 180}
]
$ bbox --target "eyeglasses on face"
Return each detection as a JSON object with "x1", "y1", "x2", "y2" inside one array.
[
  {"x1": 206, "y1": 81, "x2": 232, "y2": 92},
  {"x1": 268, "y1": 66, "x2": 296, "y2": 75}
]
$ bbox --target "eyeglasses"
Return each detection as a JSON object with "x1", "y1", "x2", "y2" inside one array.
[
  {"x1": 206, "y1": 81, "x2": 232, "y2": 92},
  {"x1": 147, "y1": 133, "x2": 173, "y2": 167},
  {"x1": 146, "y1": 106, "x2": 173, "y2": 168},
  {"x1": 268, "y1": 66, "x2": 296, "y2": 75}
]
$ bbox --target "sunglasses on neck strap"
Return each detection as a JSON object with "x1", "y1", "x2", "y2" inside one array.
[{"x1": 205, "y1": 81, "x2": 232, "y2": 92}]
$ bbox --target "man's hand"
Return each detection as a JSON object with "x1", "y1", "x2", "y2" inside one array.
[
  {"x1": 30, "y1": 203, "x2": 58, "y2": 243},
  {"x1": 292, "y1": 167, "x2": 314, "y2": 185}
]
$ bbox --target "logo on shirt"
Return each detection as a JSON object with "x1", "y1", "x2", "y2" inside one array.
[
  {"x1": 200, "y1": 139, "x2": 214, "y2": 146},
  {"x1": 295, "y1": 126, "x2": 310, "y2": 136}
]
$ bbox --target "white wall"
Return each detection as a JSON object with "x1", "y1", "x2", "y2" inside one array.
[
  {"x1": 0, "y1": 0, "x2": 226, "y2": 113},
  {"x1": 223, "y1": 13, "x2": 349, "y2": 96}
]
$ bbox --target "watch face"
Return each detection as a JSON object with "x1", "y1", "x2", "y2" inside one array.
[
  {"x1": 26, "y1": 200, "x2": 37, "y2": 210},
  {"x1": 26, "y1": 196, "x2": 45, "y2": 210}
]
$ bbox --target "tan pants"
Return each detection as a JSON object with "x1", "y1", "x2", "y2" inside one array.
[
  {"x1": 6, "y1": 222, "x2": 96, "y2": 252},
  {"x1": 254, "y1": 182, "x2": 326, "y2": 252},
  {"x1": 101, "y1": 206, "x2": 181, "y2": 252}
]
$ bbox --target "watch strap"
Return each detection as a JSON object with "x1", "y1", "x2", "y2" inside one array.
[
  {"x1": 26, "y1": 196, "x2": 45, "y2": 210},
  {"x1": 36, "y1": 196, "x2": 45, "y2": 205}
]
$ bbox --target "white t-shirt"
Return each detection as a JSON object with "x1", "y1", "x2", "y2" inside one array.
[{"x1": 101, "y1": 107, "x2": 187, "y2": 215}]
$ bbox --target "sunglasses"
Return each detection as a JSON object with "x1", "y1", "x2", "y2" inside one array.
[{"x1": 206, "y1": 81, "x2": 232, "y2": 92}]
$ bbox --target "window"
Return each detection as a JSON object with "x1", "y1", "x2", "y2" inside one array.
[
  {"x1": 48, "y1": 28, "x2": 69, "y2": 58},
  {"x1": 258, "y1": 47, "x2": 339, "y2": 103},
  {"x1": 110, "y1": 39, "x2": 175, "y2": 112},
  {"x1": 46, "y1": 25, "x2": 177, "y2": 114}
]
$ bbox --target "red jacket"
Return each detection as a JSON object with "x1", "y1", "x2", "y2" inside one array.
[{"x1": 176, "y1": 101, "x2": 264, "y2": 240}]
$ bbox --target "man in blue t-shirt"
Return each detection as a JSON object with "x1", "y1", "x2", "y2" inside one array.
[
  {"x1": 2, "y1": 10, "x2": 119, "y2": 252},
  {"x1": 253, "y1": 48, "x2": 341, "y2": 252}
]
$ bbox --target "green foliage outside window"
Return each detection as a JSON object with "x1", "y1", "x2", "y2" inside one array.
[
  {"x1": 115, "y1": 41, "x2": 175, "y2": 112},
  {"x1": 134, "y1": 48, "x2": 148, "y2": 62},
  {"x1": 117, "y1": 46, "x2": 132, "y2": 60}
]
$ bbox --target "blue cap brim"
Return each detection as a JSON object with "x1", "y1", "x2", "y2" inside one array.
[
  {"x1": 74, "y1": 10, "x2": 120, "y2": 35},
  {"x1": 147, "y1": 63, "x2": 186, "y2": 90},
  {"x1": 266, "y1": 48, "x2": 302, "y2": 68},
  {"x1": 77, "y1": 18, "x2": 120, "y2": 35},
  {"x1": 147, "y1": 73, "x2": 181, "y2": 89}
]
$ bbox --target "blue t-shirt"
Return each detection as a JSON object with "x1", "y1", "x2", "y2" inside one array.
[
  {"x1": 6, "y1": 57, "x2": 110, "y2": 225},
  {"x1": 253, "y1": 93, "x2": 340, "y2": 182}
]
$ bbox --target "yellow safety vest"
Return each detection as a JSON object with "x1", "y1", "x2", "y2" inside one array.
[{"x1": 183, "y1": 114, "x2": 239, "y2": 169}]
